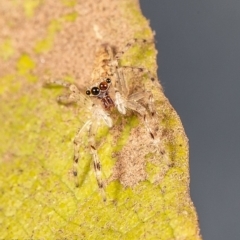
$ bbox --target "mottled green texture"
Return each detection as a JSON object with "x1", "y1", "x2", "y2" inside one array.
[
  {"x1": 16, "y1": 55, "x2": 37, "y2": 82},
  {"x1": 34, "y1": 12, "x2": 78, "y2": 54},
  {"x1": 34, "y1": 19, "x2": 63, "y2": 54},
  {"x1": 0, "y1": 39, "x2": 15, "y2": 60},
  {"x1": 62, "y1": 12, "x2": 78, "y2": 22},
  {"x1": 60, "y1": 0, "x2": 78, "y2": 7},
  {"x1": 0, "y1": 0, "x2": 201, "y2": 239},
  {"x1": 23, "y1": 0, "x2": 43, "y2": 17},
  {"x1": 17, "y1": 54, "x2": 35, "y2": 74}
]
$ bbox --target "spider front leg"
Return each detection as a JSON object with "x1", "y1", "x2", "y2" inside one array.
[
  {"x1": 117, "y1": 65, "x2": 158, "y2": 118},
  {"x1": 73, "y1": 116, "x2": 106, "y2": 201},
  {"x1": 91, "y1": 145, "x2": 106, "y2": 202},
  {"x1": 45, "y1": 79, "x2": 89, "y2": 105},
  {"x1": 128, "y1": 87, "x2": 156, "y2": 117},
  {"x1": 115, "y1": 68, "x2": 158, "y2": 141},
  {"x1": 114, "y1": 67, "x2": 156, "y2": 125},
  {"x1": 72, "y1": 120, "x2": 92, "y2": 187},
  {"x1": 125, "y1": 95, "x2": 156, "y2": 140},
  {"x1": 88, "y1": 120, "x2": 106, "y2": 202}
]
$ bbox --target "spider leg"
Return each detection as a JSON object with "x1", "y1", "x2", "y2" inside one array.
[
  {"x1": 96, "y1": 107, "x2": 113, "y2": 127},
  {"x1": 56, "y1": 94, "x2": 77, "y2": 104},
  {"x1": 128, "y1": 90, "x2": 156, "y2": 117},
  {"x1": 47, "y1": 79, "x2": 109, "y2": 200},
  {"x1": 114, "y1": 66, "x2": 156, "y2": 118},
  {"x1": 88, "y1": 118, "x2": 106, "y2": 202},
  {"x1": 119, "y1": 65, "x2": 157, "y2": 118},
  {"x1": 44, "y1": 79, "x2": 71, "y2": 88},
  {"x1": 45, "y1": 79, "x2": 91, "y2": 106},
  {"x1": 91, "y1": 145, "x2": 106, "y2": 202},
  {"x1": 125, "y1": 99, "x2": 155, "y2": 140},
  {"x1": 104, "y1": 46, "x2": 128, "y2": 115},
  {"x1": 72, "y1": 120, "x2": 92, "y2": 187},
  {"x1": 126, "y1": 97, "x2": 168, "y2": 161},
  {"x1": 112, "y1": 67, "x2": 129, "y2": 114},
  {"x1": 128, "y1": 92, "x2": 168, "y2": 159},
  {"x1": 106, "y1": 44, "x2": 158, "y2": 142}
]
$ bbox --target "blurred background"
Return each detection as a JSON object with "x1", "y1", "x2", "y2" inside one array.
[{"x1": 140, "y1": 1, "x2": 240, "y2": 239}]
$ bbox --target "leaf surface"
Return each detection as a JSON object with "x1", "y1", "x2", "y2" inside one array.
[{"x1": 0, "y1": 0, "x2": 201, "y2": 239}]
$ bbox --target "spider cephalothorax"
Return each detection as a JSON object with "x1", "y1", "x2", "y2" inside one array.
[{"x1": 86, "y1": 78, "x2": 115, "y2": 110}]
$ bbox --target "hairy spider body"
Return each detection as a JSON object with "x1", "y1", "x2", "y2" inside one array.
[{"x1": 46, "y1": 39, "x2": 158, "y2": 201}]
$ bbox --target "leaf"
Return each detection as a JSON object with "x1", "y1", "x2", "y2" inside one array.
[{"x1": 0, "y1": 0, "x2": 201, "y2": 239}]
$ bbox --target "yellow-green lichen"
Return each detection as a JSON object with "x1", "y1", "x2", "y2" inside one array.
[
  {"x1": 0, "y1": 39, "x2": 15, "y2": 60},
  {"x1": 17, "y1": 54, "x2": 35, "y2": 75},
  {"x1": 0, "y1": 74, "x2": 18, "y2": 95},
  {"x1": 16, "y1": 54, "x2": 37, "y2": 82},
  {"x1": 114, "y1": 115, "x2": 139, "y2": 152},
  {"x1": 146, "y1": 161, "x2": 162, "y2": 183},
  {"x1": 62, "y1": 12, "x2": 78, "y2": 22},
  {"x1": 62, "y1": 75, "x2": 76, "y2": 83},
  {"x1": 121, "y1": 0, "x2": 153, "y2": 38},
  {"x1": 60, "y1": 0, "x2": 78, "y2": 7},
  {"x1": 34, "y1": 20, "x2": 62, "y2": 54},
  {"x1": 23, "y1": 0, "x2": 43, "y2": 17}
]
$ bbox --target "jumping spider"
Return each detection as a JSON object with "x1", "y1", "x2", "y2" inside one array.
[{"x1": 46, "y1": 39, "x2": 158, "y2": 201}]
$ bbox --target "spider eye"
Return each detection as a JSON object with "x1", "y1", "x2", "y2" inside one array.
[
  {"x1": 91, "y1": 87, "x2": 100, "y2": 96},
  {"x1": 106, "y1": 78, "x2": 111, "y2": 84},
  {"x1": 86, "y1": 90, "x2": 91, "y2": 95},
  {"x1": 99, "y1": 81, "x2": 108, "y2": 91}
]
